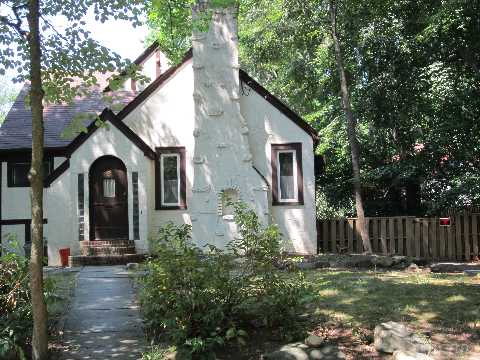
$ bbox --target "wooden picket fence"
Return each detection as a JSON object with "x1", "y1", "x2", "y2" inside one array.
[{"x1": 317, "y1": 215, "x2": 480, "y2": 261}]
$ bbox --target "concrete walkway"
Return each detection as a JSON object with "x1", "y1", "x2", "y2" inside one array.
[{"x1": 61, "y1": 266, "x2": 146, "y2": 359}]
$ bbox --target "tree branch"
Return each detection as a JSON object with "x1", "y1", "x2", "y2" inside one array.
[
  {"x1": 0, "y1": 3, "x2": 28, "y2": 38},
  {"x1": 39, "y1": 15, "x2": 68, "y2": 42}
]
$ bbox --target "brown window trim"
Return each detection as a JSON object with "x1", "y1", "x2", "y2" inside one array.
[
  {"x1": 271, "y1": 143, "x2": 304, "y2": 206},
  {"x1": 7, "y1": 157, "x2": 54, "y2": 188},
  {"x1": 155, "y1": 147, "x2": 187, "y2": 210}
]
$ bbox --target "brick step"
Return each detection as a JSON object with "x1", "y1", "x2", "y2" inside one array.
[
  {"x1": 69, "y1": 254, "x2": 146, "y2": 267},
  {"x1": 81, "y1": 246, "x2": 137, "y2": 256},
  {"x1": 80, "y1": 240, "x2": 135, "y2": 247}
]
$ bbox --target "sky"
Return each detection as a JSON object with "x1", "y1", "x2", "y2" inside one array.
[
  {"x1": 2, "y1": 6, "x2": 149, "y2": 88},
  {"x1": 53, "y1": 9, "x2": 149, "y2": 61}
]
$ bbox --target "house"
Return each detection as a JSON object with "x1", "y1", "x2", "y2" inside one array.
[{"x1": 0, "y1": 9, "x2": 319, "y2": 266}]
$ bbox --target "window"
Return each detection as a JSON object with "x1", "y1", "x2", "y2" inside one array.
[
  {"x1": 7, "y1": 159, "x2": 53, "y2": 187},
  {"x1": 161, "y1": 154, "x2": 180, "y2": 205},
  {"x1": 103, "y1": 178, "x2": 116, "y2": 198},
  {"x1": 271, "y1": 143, "x2": 303, "y2": 205},
  {"x1": 155, "y1": 147, "x2": 186, "y2": 209},
  {"x1": 278, "y1": 151, "x2": 297, "y2": 201}
]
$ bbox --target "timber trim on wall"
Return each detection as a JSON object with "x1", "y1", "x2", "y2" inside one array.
[
  {"x1": 239, "y1": 70, "x2": 319, "y2": 147},
  {"x1": 64, "y1": 109, "x2": 157, "y2": 160},
  {"x1": 45, "y1": 159, "x2": 70, "y2": 187},
  {"x1": 116, "y1": 49, "x2": 193, "y2": 121}
]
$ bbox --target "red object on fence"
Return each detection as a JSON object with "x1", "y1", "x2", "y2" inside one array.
[
  {"x1": 439, "y1": 217, "x2": 451, "y2": 226},
  {"x1": 59, "y1": 248, "x2": 70, "y2": 267}
]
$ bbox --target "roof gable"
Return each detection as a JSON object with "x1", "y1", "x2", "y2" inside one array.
[
  {"x1": 65, "y1": 108, "x2": 156, "y2": 160},
  {"x1": 0, "y1": 44, "x2": 318, "y2": 154}
]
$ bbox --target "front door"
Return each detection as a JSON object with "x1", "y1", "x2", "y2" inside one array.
[{"x1": 89, "y1": 156, "x2": 129, "y2": 240}]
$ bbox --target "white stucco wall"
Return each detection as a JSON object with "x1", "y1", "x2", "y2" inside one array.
[
  {"x1": 1, "y1": 160, "x2": 59, "y2": 258},
  {"x1": 44, "y1": 124, "x2": 152, "y2": 265},
  {"x1": 240, "y1": 87, "x2": 317, "y2": 254},
  {"x1": 1, "y1": 53, "x2": 317, "y2": 261},
  {"x1": 122, "y1": 58, "x2": 316, "y2": 254},
  {"x1": 123, "y1": 60, "x2": 196, "y2": 242}
]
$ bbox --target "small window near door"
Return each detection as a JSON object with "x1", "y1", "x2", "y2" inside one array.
[
  {"x1": 103, "y1": 178, "x2": 116, "y2": 198},
  {"x1": 155, "y1": 147, "x2": 187, "y2": 210},
  {"x1": 271, "y1": 143, "x2": 304, "y2": 206}
]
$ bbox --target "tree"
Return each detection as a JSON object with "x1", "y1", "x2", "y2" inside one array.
[
  {"x1": 234, "y1": 0, "x2": 480, "y2": 217},
  {"x1": 328, "y1": 0, "x2": 371, "y2": 252},
  {"x1": 0, "y1": 77, "x2": 17, "y2": 123},
  {"x1": 0, "y1": 1, "x2": 144, "y2": 358}
]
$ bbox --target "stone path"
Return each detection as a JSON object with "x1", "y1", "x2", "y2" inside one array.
[{"x1": 61, "y1": 266, "x2": 146, "y2": 360}]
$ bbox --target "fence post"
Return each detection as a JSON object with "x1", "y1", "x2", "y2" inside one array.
[
  {"x1": 389, "y1": 218, "x2": 396, "y2": 255},
  {"x1": 331, "y1": 220, "x2": 337, "y2": 254},
  {"x1": 422, "y1": 219, "x2": 429, "y2": 259},
  {"x1": 322, "y1": 220, "x2": 329, "y2": 253},
  {"x1": 447, "y1": 224, "x2": 454, "y2": 260},
  {"x1": 464, "y1": 215, "x2": 471, "y2": 261},
  {"x1": 430, "y1": 218, "x2": 438, "y2": 261},
  {"x1": 414, "y1": 219, "x2": 421, "y2": 258},
  {"x1": 472, "y1": 215, "x2": 478, "y2": 260},
  {"x1": 347, "y1": 219, "x2": 354, "y2": 253},
  {"x1": 406, "y1": 218, "x2": 414, "y2": 257},
  {"x1": 398, "y1": 218, "x2": 404, "y2": 255},
  {"x1": 339, "y1": 219, "x2": 345, "y2": 252},
  {"x1": 455, "y1": 215, "x2": 462, "y2": 261}
]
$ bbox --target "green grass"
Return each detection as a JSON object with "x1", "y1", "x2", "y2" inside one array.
[
  {"x1": 141, "y1": 269, "x2": 480, "y2": 359},
  {"x1": 305, "y1": 269, "x2": 480, "y2": 332}
]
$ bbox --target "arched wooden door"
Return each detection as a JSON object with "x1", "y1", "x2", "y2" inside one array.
[{"x1": 89, "y1": 156, "x2": 129, "y2": 240}]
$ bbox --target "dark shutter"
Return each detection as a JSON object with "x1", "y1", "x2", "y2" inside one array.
[
  {"x1": 78, "y1": 174, "x2": 84, "y2": 241},
  {"x1": 132, "y1": 172, "x2": 140, "y2": 240}
]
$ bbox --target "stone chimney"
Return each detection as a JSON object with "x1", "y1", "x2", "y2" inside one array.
[{"x1": 190, "y1": 1, "x2": 269, "y2": 247}]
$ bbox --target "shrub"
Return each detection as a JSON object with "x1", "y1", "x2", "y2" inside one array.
[
  {"x1": 140, "y1": 201, "x2": 310, "y2": 358},
  {"x1": 0, "y1": 239, "x2": 31, "y2": 359},
  {"x1": 0, "y1": 237, "x2": 56, "y2": 359}
]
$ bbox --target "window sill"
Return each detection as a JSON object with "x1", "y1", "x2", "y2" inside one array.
[
  {"x1": 155, "y1": 205, "x2": 187, "y2": 211},
  {"x1": 272, "y1": 201, "x2": 304, "y2": 206}
]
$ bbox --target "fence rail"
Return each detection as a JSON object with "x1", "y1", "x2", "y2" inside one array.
[{"x1": 317, "y1": 215, "x2": 480, "y2": 261}]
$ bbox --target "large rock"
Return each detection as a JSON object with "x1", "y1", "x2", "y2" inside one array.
[
  {"x1": 305, "y1": 335, "x2": 324, "y2": 348},
  {"x1": 392, "y1": 350, "x2": 433, "y2": 360},
  {"x1": 406, "y1": 263, "x2": 421, "y2": 272},
  {"x1": 262, "y1": 343, "x2": 346, "y2": 360},
  {"x1": 374, "y1": 322, "x2": 432, "y2": 354}
]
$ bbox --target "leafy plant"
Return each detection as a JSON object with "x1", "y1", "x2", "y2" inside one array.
[
  {"x1": 140, "y1": 201, "x2": 310, "y2": 358},
  {"x1": 0, "y1": 236, "x2": 56, "y2": 359}
]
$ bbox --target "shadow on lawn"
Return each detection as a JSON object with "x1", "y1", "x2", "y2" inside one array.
[{"x1": 306, "y1": 270, "x2": 480, "y2": 332}]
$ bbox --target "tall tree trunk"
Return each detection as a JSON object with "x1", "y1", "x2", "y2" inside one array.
[
  {"x1": 328, "y1": 0, "x2": 372, "y2": 253},
  {"x1": 27, "y1": 0, "x2": 48, "y2": 359}
]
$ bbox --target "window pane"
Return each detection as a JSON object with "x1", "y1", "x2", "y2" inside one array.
[
  {"x1": 163, "y1": 156, "x2": 179, "y2": 204},
  {"x1": 103, "y1": 178, "x2": 116, "y2": 198},
  {"x1": 9, "y1": 160, "x2": 52, "y2": 187},
  {"x1": 279, "y1": 152, "x2": 295, "y2": 200},
  {"x1": 12, "y1": 163, "x2": 30, "y2": 186}
]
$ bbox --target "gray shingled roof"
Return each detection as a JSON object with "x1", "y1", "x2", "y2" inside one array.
[{"x1": 0, "y1": 85, "x2": 137, "y2": 150}]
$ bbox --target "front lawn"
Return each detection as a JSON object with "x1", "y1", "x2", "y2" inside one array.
[
  {"x1": 304, "y1": 269, "x2": 480, "y2": 359},
  {"x1": 143, "y1": 268, "x2": 480, "y2": 359}
]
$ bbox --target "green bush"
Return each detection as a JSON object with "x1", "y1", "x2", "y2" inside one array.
[
  {"x1": 0, "y1": 237, "x2": 56, "y2": 359},
  {"x1": 0, "y1": 240, "x2": 31, "y2": 359},
  {"x1": 140, "y1": 201, "x2": 310, "y2": 358}
]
